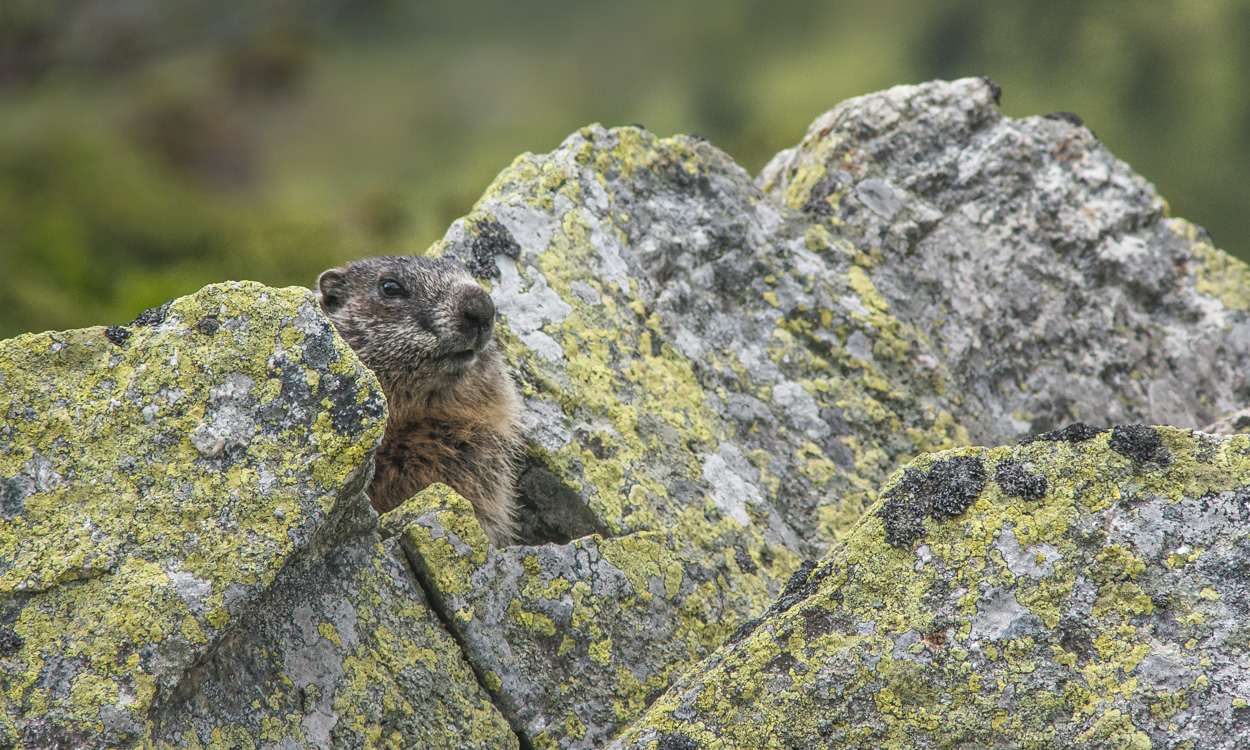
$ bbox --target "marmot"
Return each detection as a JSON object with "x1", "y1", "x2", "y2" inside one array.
[{"x1": 316, "y1": 256, "x2": 521, "y2": 545}]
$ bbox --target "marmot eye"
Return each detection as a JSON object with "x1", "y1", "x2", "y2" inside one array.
[{"x1": 379, "y1": 280, "x2": 405, "y2": 298}]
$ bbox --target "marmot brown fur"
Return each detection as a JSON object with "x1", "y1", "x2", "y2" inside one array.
[{"x1": 316, "y1": 256, "x2": 521, "y2": 545}]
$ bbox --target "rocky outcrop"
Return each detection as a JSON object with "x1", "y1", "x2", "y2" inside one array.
[
  {"x1": 2, "y1": 78, "x2": 1248, "y2": 749},
  {"x1": 611, "y1": 426, "x2": 1250, "y2": 749},
  {"x1": 0, "y1": 284, "x2": 515, "y2": 749}
]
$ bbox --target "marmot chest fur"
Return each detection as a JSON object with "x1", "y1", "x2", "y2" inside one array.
[{"x1": 316, "y1": 255, "x2": 520, "y2": 545}]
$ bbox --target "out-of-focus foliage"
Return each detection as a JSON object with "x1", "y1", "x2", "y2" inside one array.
[{"x1": 1, "y1": 0, "x2": 1247, "y2": 337}]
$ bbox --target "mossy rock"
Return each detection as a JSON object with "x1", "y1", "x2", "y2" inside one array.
[{"x1": 5, "y1": 77, "x2": 1250, "y2": 750}]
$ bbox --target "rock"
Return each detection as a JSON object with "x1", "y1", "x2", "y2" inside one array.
[
  {"x1": 384, "y1": 483, "x2": 777, "y2": 749},
  {"x1": 148, "y1": 532, "x2": 517, "y2": 750},
  {"x1": 611, "y1": 428, "x2": 1250, "y2": 749},
  {"x1": 1205, "y1": 406, "x2": 1250, "y2": 434},
  {"x1": 390, "y1": 77, "x2": 1249, "y2": 748},
  {"x1": 757, "y1": 78, "x2": 1250, "y2": 441},
  {"x1": 0, "y1": 282, "x2": 515, "y2": 749},
  {"x1": 4, "y1": 77, "x2": 1250, "y2": 749}
]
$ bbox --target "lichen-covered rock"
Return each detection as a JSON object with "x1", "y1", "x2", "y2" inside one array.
[
  {"x1": 758, "y1": 78, "x2": 1250, "y2": 444},
  {"x1": 385, "y1": 484, "x2": 766, "y2": 749},
  {"x1": 410, "y1": 128, "x2": 813, "y2": 748},
  {"x1": 148, "y1": 533, "x2": 518, "y2": 750},
  {"x1": 380, "y1": 77, "x2": 1250, "y2": 749},
  {"x1": 6, "y1": 77, "x2": 1250, "y2": 750},
  {"x1": 449, "y1": 77, "x2": 1250, "y2": 560},
  {"x1": 611, "y1": 427, "x2": 1250, "y2": 749},
  {"x1": 0, "y1": 282, "x2": 515, "y2": 749}
]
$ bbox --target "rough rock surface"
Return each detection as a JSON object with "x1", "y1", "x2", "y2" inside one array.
[
  {"x1": 0, "y1": 283, "x2": 516, "y2": 749},
  {"x1": 612, "y1": 427, "x2": 1250, "y2": 749},
  {"x1": 757, "y1": 78, "x2": 1249, "y2": 441},
  {"x1": 406, "y1": 76, "x2": 1250, "y2": 748},
  {"x1": 2, "y1": 77, "x2": 1249, "y2": 750}
]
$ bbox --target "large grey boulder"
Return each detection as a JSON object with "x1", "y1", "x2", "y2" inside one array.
[
  {"x1": 611, "y1": 426, "x2": 1250, "y2": 749},
  {"x1": 406, "y1": 78, "x2": 1249, "y2": 748},
  {"x1": 0, "y1": 283, "x2": 516, "y2": 749},
  {"x1": 2, "y1": 77, "x2": 1248, "y2": 749},
  {"x1": 757, "y1": 78, "x2": 1248, "y2": 441}
]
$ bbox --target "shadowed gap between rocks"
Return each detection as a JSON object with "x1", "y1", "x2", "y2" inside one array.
[{"x1": 512, "y1": 455, "x2": 611, "y2": 547}]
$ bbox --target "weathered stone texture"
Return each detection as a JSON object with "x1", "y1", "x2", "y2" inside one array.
[
  {"x1": 759, "y1": 78, "x2": 1249, "y2": 442},
  {"x1": 4, "y1": 78, "x2": 1250, "y2": 749},
  {"x1": 396, "y1": 77, "x2": 1250, "y2": 748},
  {"x1": 0, "y1": 282, "x2": 515, "y2": 749},
  {"x1": 611, "y1": 428, "x2": 1250, "y2": 749},
  {"x1": 384, "y1": 484, "x2": 765, "y2": 749}
]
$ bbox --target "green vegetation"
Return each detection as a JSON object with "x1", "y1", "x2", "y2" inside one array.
[{"x1": 2, "y1": 0, "x2": 1247, "y2": 337}]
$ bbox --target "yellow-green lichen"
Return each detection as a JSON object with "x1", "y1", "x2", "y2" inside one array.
[
  {"x1": 0, "y1": 281, "x2": 387, "y2": 745},
  {"x1": 615, "y1": 428, "x2": 1250, "y2": 748},
  {"x1": 1176, "y1": 222, "x2": 1250, "y2": 312}
]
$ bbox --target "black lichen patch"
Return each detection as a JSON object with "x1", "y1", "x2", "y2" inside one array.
[
  {"x1": 1109, "y1": 423, "x2": 1172, "y2": 466},
  {"x1": 574, "y1": 429, "x2": 608, "y2": 460},
  {"x1": 734, "y1": 547, "x2": 757, "y2": 575},
  {"x1": 801, "y1": 178, "x2": 837, "y2": 216},
  {"x1": 774, "y1": 559, "x2": 831, "y2": 612},
  {"x1": 994, "y1": 460, "x2": 1048, "y2": 501},
  {"x1": 0, "y1": 626, "x2": 22, "y2": 656},
  {"x1": 1044, "y1": 111, "x2": 1085, "y2": 127},
  {"x1": 1, "y1": 475, "x2": 29, "y2": 519},
  {"x1": 104, "y1": 325, "x2": 131, "y2": 346},
  {"x1": 878, "y1": 492, "x2": 929, "y2": 547},
  {"x1": 800, "y1": 606, "x2": 842, "y2": 639},
  {"x1": 878, "y1": 456, "x2": 987, "y2": 547},
  {"x1": 319, "y1": 372, "x2": 385, "y2": 438},
  {"x1": 926, "y1": 456, "x2": 987, "y2": 519},
  {"x1": 1056, "y1": 613, "x2": 1096, "y2": 665},
  {"x1": 130, "y1": 301, "x2": 172, "y2": 327},
  {"x1": 465, "y1": 219, "x2": 521, "y2": 279},
  {"x1": 765, "y1": 651, "x2": 798, "y2": 675},
  {"x1": 725, "y1": 615, "x2": 763, "y2": 646},
  {"x1": 261, "y1": 360, "x2": 311, "y2": 432},
  {"x1": 300, "y1": 323, "x2": 337, "y2": 371},
  {"x1": 1019, "y1": 421, "x2": 1103, "y2": 445},
  {"x1": 980, "y1": 75, "x2": 1002, "y2": 105},
  {"x1": 197, "y1": 316, "x2": 221, "y2": 336}
]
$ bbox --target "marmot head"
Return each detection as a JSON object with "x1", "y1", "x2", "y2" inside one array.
[{"x1": 316, "y1": 256, "x2": 503, "y2": 402}]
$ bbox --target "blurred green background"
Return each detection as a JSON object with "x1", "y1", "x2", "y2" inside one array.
[{"x1": 2, "y1": 0, "x2": 1247, "y2": 337}]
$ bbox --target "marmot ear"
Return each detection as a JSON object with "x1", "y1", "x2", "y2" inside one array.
[{"x1": 317, "y1": 269, "x2": 347, "y2": 312}]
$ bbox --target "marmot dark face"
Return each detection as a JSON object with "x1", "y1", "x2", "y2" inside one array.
[
  {"x1": 316, "y1": 256, "x2": 501, "y2": 403},
  {"x1": 315, "y1": 255, "x2": 521, "y2": 545}
]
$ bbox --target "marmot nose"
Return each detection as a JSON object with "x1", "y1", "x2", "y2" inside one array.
[{"x1": 454, "y1": 284, "x2": 496, "y2": 346}]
